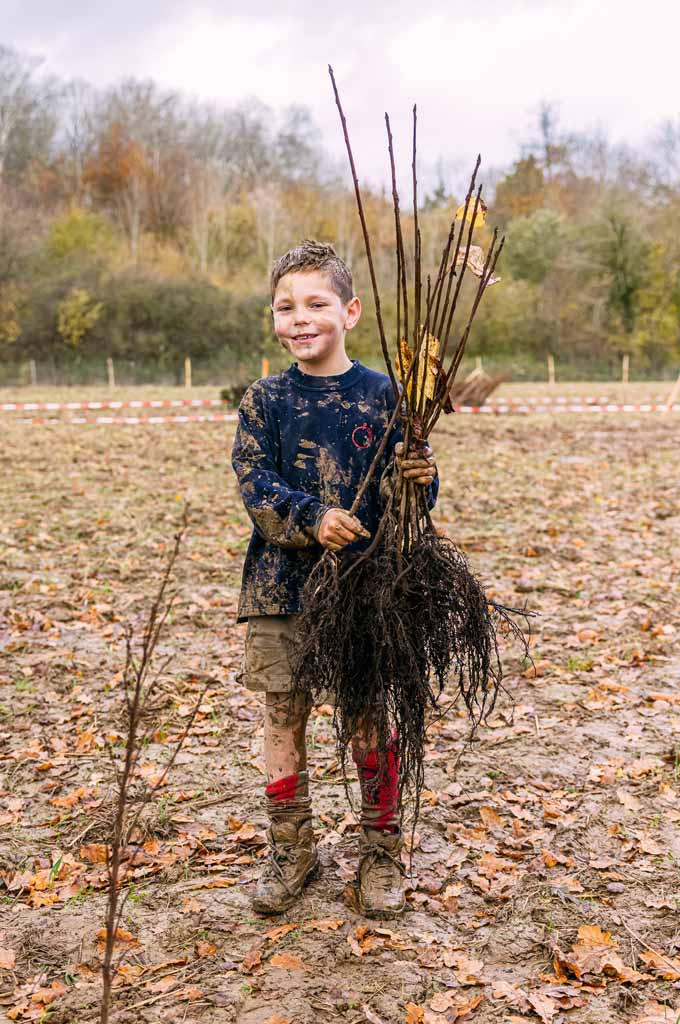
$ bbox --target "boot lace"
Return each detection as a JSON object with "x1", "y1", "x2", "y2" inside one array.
[{"x1": 363, "y1": 844, "x2": 405, "y2": 894}]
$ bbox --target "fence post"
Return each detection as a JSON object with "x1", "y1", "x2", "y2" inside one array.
[
  {"x1": 29, "y1": 359, "x2": 37, "y2": 387},
  {"x1": 107, "y1": 357, "x2": 116, "y2": 390},
  {"x1": 475, "y1": 355, "x2": 483, "y2": 373},
  {"x1": 184, "y1": 356, "x2": 192, "y2": 388},
  {"x1": 547, "y1": 354, "x2": 555, "y2": 386},
  {"x1": 261, "y1": 357, "x2": 270, "y2": 378},
  {"x1": 622, "y1": 353, "x2": 630, "y2": 384}
]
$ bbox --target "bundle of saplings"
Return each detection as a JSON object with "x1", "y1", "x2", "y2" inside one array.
[{"x1": 291, "y1": 68, "x2": 530, "y2": 823}]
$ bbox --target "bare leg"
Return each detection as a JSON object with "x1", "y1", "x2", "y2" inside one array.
[{"x1": 264, "y1": 691, "x2": 312, "y2": 784}]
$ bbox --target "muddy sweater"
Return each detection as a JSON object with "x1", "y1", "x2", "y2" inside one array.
[{"x1": 231, "y1": 360, "x2": 438, "y2": 621}]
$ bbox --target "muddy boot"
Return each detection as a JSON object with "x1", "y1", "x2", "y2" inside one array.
[
  {"x1": 357, "y1": 826, "x2": 406, "y2": 919},
  {"x1": 252, "y1": 804, "x2": 319, "y2": 915}
]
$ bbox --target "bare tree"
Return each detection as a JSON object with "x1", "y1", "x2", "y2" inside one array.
[{"x1": 0, "y1": 46, "x2": 43, "y2": 186}]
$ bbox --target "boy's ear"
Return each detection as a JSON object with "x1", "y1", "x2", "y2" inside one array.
[{"x1": 344, "y1": 295, "x2": 361, "y2": 331}]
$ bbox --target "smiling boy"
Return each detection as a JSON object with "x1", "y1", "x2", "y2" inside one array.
[{"x1": 231, "y1": 239, "x2": 437, "y2": 917}]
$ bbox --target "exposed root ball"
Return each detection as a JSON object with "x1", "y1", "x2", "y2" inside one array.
[{"x1": 290, "y1": 517, "x2": 527, "y2": 814}]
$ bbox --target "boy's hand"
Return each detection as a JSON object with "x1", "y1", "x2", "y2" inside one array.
[
  {"x1": 395, "y1": 442, "x2": 437, "y2": 485},
  {"x1": 316, "y1": 508, "x2": 371, "y2": 552}
]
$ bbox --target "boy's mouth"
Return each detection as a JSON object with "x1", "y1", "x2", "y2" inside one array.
[{"x1": 292, "y1": 334, "x2": 318, "y2": 342}]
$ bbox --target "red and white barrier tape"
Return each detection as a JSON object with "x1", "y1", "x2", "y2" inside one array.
[
  {"x1": 1, "y1": 397, "x2": 226, "y2": 412},
  {"x1": 7, "y1": 404, "x2": 679, "y2": 427},
  {"x1": 2, "y1": 393, "x2": 674, "y2": 413},
  {"x1": 12, "y1": 413, "x2": 238, "y2": 426},
  {"x1": 456, "y1": 403, "x2": 679, "y2": 415}
]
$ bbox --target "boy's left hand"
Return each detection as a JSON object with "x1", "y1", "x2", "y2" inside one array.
[{"x1": 395, "y1": 442, "x2": 437, "y2": 486}]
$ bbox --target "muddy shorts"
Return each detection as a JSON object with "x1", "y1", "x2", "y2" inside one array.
[
  {"x1": 238, "y1": 614, "x2": 299, "y2": 693},
  {"x1": 237, "y1": 614, "x2": 333, "y2": 704}
]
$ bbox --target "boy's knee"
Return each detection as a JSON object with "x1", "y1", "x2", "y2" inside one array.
[{"x1": 266, "y1": 690, "x2": 311, "y2": 728}]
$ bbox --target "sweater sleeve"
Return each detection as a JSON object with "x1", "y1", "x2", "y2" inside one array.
[{"x1": 231, "y1": 382, "x2": 322, "y2": 549}]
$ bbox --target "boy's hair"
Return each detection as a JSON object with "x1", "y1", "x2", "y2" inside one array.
[{"x1": 270, "y1": 239, "x2": 354, "y2": 305}]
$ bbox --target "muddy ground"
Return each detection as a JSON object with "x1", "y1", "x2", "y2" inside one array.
[{"x1": 1, "y1": 397, "x2": 679, "y2": 1024}]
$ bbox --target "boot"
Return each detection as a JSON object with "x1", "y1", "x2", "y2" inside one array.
[
  {"x1": 252, "y1": 807, "x2": 319, "y2": 915},
  {"x1": 357, "y1": 826, "x2": 406, "y2": 919}
]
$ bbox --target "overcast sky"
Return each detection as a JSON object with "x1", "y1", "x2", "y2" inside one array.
[{"x1": 4, "y1": 0, "x2": 677, "y2": 188}]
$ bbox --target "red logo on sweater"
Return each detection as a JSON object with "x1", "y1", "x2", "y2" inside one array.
[{"x1": 351, "y1": 422, "x2": 374, "y2": 449}]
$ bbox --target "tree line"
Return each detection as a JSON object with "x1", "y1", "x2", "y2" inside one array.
[{"x1": 1, "y1": 44, "x2": 679, "y2": 384}]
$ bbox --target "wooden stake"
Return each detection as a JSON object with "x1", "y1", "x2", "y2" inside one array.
[
  {"x1": 547, "y1": 354, "x2": 555, "y2": 386},
  {"x1": 622, "y1": 353, "x2": 630, "y2": 384},
  {"x1": 261, "y1": 357, "x2": 270, "y2": 378},
  {"x1": 29, "y1": 359, "x2": 37, "y2": 386},
  {"x1": 184, "y1": 357, "x2": 192, "y2": 388},
  {"x1": 475, "y1": 355, "x2": 483, "y2": 373},
  {"x1": 664, "y1": 370, "x2": 680, "y2": 413},
  {"x1": 107, "y1": 356, "x2": 116, "y2": 390}
]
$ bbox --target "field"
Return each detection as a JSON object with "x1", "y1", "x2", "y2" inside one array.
[{"x1": 1, "y1": 385, "x2": 680, "y2": 1024}]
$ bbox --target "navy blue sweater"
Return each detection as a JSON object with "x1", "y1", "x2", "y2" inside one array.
[{"x1": 231, "y1": 360, "x2": 438, "y2": 621}]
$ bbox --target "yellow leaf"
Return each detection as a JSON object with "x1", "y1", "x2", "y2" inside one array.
[
  {"x1": 455, "y1": 197, "x2": 488, "y2": 227},
  {"x1": 395, "y1": 334, "x2": 441, "y2": 406}
]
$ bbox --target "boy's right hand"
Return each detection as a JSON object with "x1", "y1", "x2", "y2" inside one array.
[{"x1": 315, "y1": 508, "x2": 371, "y2": 552}]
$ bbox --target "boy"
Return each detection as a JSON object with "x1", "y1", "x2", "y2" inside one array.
[{"x1": 232, "y1": 239, "x2": 437, "y2": 918}]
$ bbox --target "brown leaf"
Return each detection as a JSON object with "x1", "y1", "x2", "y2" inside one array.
[
  {"x1": 479, "y1": 806, "x2": 503, "y2": 828},
  {"x1": 240, "y1": 945, "x2": 262, "y2": 974},
  {"x1": 269, "y1": 952, "x2": 308, "y2": 972},
  {"x1": 262, "y1": 1017, "x2": 292, "y2": 1024},
  {"x1": 79, "y1": 842, "x2": 108, "y2": 863},
  {"x1": 640, "y1": 950, "x2": 680, "y2": 980},
  {"x1": 195, "y1": 940, "x2": 216, "y2": 957},
  {"x1": 304, "y1": 917, "x2": 344, "y2": 932},
  {"x1": 362, "y1": 1005, "x2": 388, "y2": 1024},
  {"x1": 177, "y1": 985, "x2": 203, "y2": 1001},
  {"x1": 265, "y1": 923, "x2": 299, "y2": 942},
  {"x1": 0, "y1": 947, "x2": 17, "y2": 969},
  {"x1": 527, "y1": 991, "x2": 557, "y2": 1023},
  {"x1": 630, "y1": 1002, "x2": 680, "y2": 1024},
  {"x1": 404, "y1": 1003, "x2": 425, "y2": 1024},
  {"x1": 191, "y1": 877, "x2": 237, "y2": 889}
]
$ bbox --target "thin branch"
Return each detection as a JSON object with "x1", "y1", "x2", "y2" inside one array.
[{"x1": 329, "y1": 65, "x2": 399, "y2": 401}]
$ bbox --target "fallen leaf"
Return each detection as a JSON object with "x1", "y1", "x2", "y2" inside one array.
[
  {"x1": 269, "y1": 952, "x2": 308, "y2": 971},
  {"x1": 527, "y1": 990, "x2": 556, "y2": 1023},
  {"x1": 362, "y1": 1005, "x2": 388, "y2": 1024},
  {"x1": 405, "y1": 1002, "x2": 425, "y2": 1023},
  {"x1": 265, "y1": 923, "x2": 299, "y2": 942},
  {"x1": 240, "y1": 946, "x2": 262, "y2": 974},
  {"x1": 0, "y1": 947, "x2": 17, "y2": 969},
  {"x1": 79, "y1": 842, "x2": 108, "y2": 863},
  {"x1": 630, "y1": 1002, "x2": 680, "y2": 1024},
  {"x1": 304, "y1": 917, "x2": 344, "y2": 932},
  {"x1": 640, "y1": 950, "x2": 680, "y2": 980},
  {"x1": 195, "y1": 940, "x2": 216, "y2": 957}
]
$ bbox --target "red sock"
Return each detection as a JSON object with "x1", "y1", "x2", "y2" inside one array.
[
  {"x1": 354, "y1": 738, "x2": 400, "y2": 833},
  {"x1": 265, "y1": 773, "x2": 300, "y2": 804}
]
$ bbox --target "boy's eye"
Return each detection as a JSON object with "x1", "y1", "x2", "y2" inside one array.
[{"x1": 311, "y1": 302, "x2": 326, "y2": 308}]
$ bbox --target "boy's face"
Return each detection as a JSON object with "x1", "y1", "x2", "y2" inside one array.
[{"x1": 272, "y1": 270, "x2": 361, "y2": 373}]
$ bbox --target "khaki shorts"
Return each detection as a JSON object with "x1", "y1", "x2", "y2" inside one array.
[
  {"x1": 238, "y1": 614, "x2": 300, "y2": 693},
  {"x1": 238, "y1": 614, "x2": 332, "y2": 704}
]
